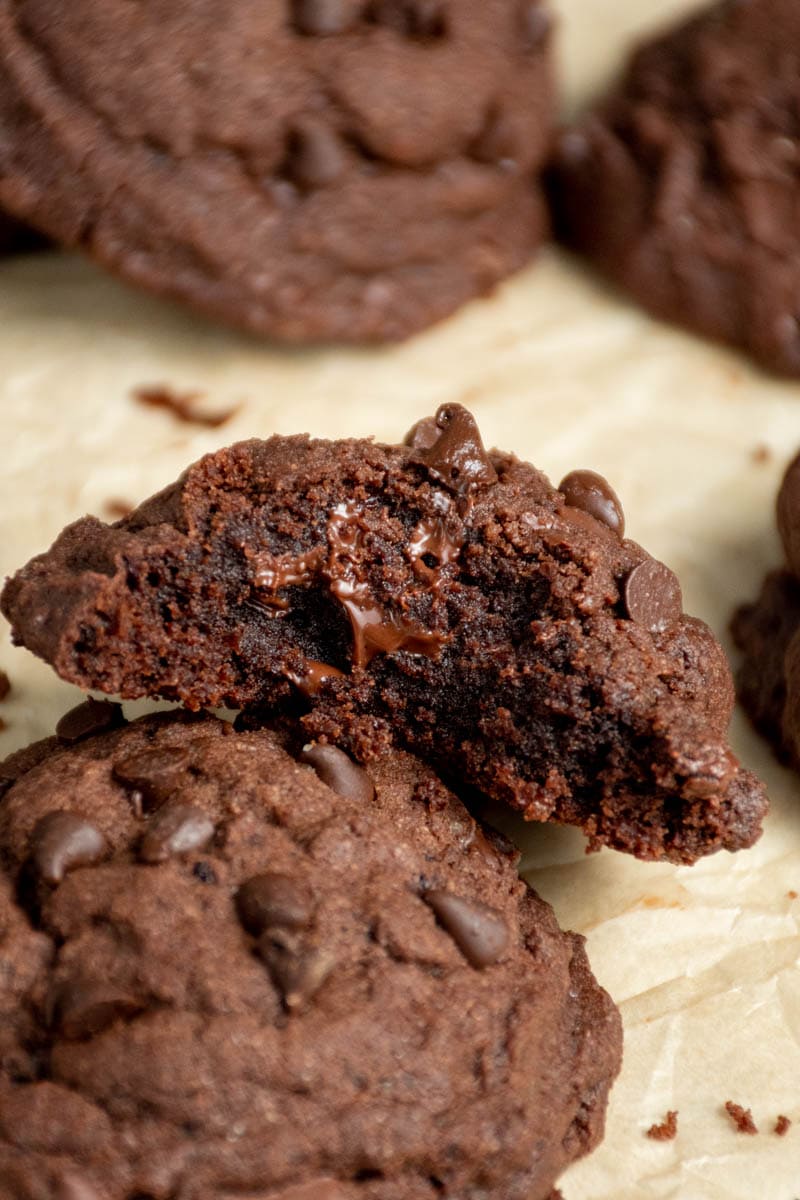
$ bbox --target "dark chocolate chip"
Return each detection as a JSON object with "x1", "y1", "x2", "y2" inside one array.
[
  {"x1": 56, "y1": 698, "x2": 124, "y2": 744},
  {"x1": 288, "y1": 122, "x2": 347, "y2": 188},
  {"x1": 0, "y1": 669, "x2": 10, "y2": 701},
  {"x1": 558, "y1": 469, "x2": 625, "y2": 537},
  {"x1": 403, "y1": 416, "x2": 440, "y2": 451},
  {"x1": 237, "y1": 873, "x2": 315, "y2": 936},
  {"x1": 415, "y1": 404, "x2": 498, "y2": 494},
  {"x1": 292, "y1": 0, "x2": 356, "y2": 35},
  {"x1": 49, "y1": 979, "x2": 144, "y2": 1040},
  {"x1": 258, "y1": 929, "x2": 334, "y2": 1010},
  {"x1": 112, "y1": 747, "x2": 189, "y2": 812},
  {"x1": 299, "y1": 744, "x2": 375, "y2": 803},
  {"x1": 624, "y1": 559, "x2": 683, "y2": 634},
  {"x1": 423, "y1": 889, "x2": 509, "y2": 968},
  {"x1": 139, "y1": 805, "x2": 215, "y2": 864},
  {"x1": 32, "y1": 812, "x2": 106, "y2": 886}
]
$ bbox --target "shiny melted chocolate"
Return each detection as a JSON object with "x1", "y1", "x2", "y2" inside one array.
[{"x1": 411, "y1": 404, "x2": 498, "y2": 495}]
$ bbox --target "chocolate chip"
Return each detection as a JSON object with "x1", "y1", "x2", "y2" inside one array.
[
  {"x1": 193, "y1": 860, "x2": 218, "y2": 885},
  {"x1": 415, "y1": 404, "x2": 498, "y2": 495},
  {"x1": 112, "y1": 747, "x2": 189, "y2": 812},
  {"x1": 31, "y1": 812, "x2": 106, "y2": 885},
  {"x1": 258, "y1": 929, "x2": 334, "y2": 1010},
  {"x1": 404, "y1": 416, "x2": 440, "y2": 451},
  {"x1": 558, "y1": 469, "x2": 625, "y2": 537},
  {"x1": 237, "y1": 873, "x2": 315, "y2": 936},
  {"x1": 139, "y1": 805, "x2": 215, "y2": 864},
  {"x1": 288, "y1": 122, "x2": 347, "y2": 188},
  {"x1": 370, "y1": 0, "x2": 445, "y2": 37},
  {"x1": 624, "y1": 559, "x2": 683, "y2": 634},
  {"x1": 423, "y1": 889, "x2": 509, "y2": 968},
  {"x1": 292, "y1": 0, "x2": 356, "y2": 35},
  {"x1": 0, "y1": 669, "x2": 10, "y2": 702},
  {"x1": 299, "y1": 744, "x2": 375, "y2": 803},
  {"x1": 55, "y1": 698, "x2": 124, "y2": 744},
  {"x1": 49, "y1": 979, "x2": 144, "y2": 1040}
]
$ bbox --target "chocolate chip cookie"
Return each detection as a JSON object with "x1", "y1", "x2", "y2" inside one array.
[
  {"x1": 1, "y1": 405, "x2": 767, "y2": 862},
  {"x1": 733, "y1": 451, "x2": 800, "y2": 765},
  {"x1": 551, "y1": 0, "x2": 800, "y2": 376},
  {"x1": 0, "y1": 707, "x2": 621, "y2": 1199},
  {"x1": 0, "y1": 0, "x2": 553, "y2": 343}
]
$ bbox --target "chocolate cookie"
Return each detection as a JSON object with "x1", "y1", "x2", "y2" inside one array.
[
  {"x1": 0, "y1": 1, "x2": 553, "y2": 343},
  {"x1": 0, "y1": 707, "x2": 621, "y2": 1199},
  {"x1": 551, "y1": 0, "x2": 800, "y2": 376},
  {"x1": 1, "y1": 405, "x2": 767, "y2": 863},
  {"x1": 733, "y1": 451, "x2": 800, "y2": 765}
]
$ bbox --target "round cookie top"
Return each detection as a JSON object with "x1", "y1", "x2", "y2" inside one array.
[
  {"x1": 0, "y1": 0, "x2": 553, "y2": 342},
  {"x1": 0, "y1": 707, "x2": 621, "y2": 1200}
]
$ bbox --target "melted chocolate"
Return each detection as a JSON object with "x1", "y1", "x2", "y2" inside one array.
[
  {"x1": 413, "y1": 404, "x2": 498, "y2": 495},
  {"x1": 285, "y1": 659, "x2": 344, "y2": 697},
  {"x1": 408, "y1": 515, "x2": 463, "y2": 585},
  {"x1": 253, "y1": 547, "x2": 326, "y2": 608}
]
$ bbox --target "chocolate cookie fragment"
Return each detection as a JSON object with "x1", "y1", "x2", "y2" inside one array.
[
  {"x1": 0, "y1": 0, "x2": 554, "y2": 343},
  {"x1": 551, "y1": 0, "x2": 800, "y2": 376},
  {"x1": 1, "y1": 405, "x2": 766, "y2": 863},
  {"x1": 732, "y1": 450, "x2": 800, "y2": 767},
  {"x1": 0, "y1": 710, "x2": 621, "y2": 1198}
]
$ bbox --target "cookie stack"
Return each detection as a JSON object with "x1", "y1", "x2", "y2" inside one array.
[{"x1": 0, "y1": 404, "x2": 768, "y2": 1197}]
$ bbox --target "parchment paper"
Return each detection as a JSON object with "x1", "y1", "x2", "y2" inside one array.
[{"x1": 2, "y1": 2, "x2": 800, "y2": 1196}]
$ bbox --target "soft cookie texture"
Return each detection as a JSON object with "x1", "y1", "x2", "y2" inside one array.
[
  {"x1": 733, "y1": 451, "x2": 800, "y2": 765},
  {"x1": 1, "y1": 405, "x2": 767, "y2": 862},
  {"x1": 0, "y1": 708, "x2": 621, "y2": 1199},
  {"x1": 0, "y1": 0, "x2": 553, "y2": 343},
  {"x1": 551, "y1": 0, "x2": 800, "y2": 376}
]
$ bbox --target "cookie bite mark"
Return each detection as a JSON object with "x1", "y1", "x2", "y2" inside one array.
[
  {"x1": 1, "y1": 407, "x2": 766, "y2": 863},
  {"x1": 0, "y1": 710, "x2": 621, "y2": 1198}
]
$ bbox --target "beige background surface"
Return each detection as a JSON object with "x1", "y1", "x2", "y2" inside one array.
[{"x1": 2, "y1": 1, "x2": 800, "y2": 1196}]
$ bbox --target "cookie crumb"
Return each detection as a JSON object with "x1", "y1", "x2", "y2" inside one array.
[
  {"x1": 789, "y1": 890, "x2": 798, "y2": 900},
  {"x1": 646, "y1": 1111, "x2": 678, "y2": 1141},
  {"x1": 105, "y1": 499, "x2": 135, "y2": 520},
  {"x1": 751, "y1": 444, "x2": 772, "y2": 465},
  {"x1": 725, "y1": 1101, "x2": 758, "y2": 1134},
  {"x1": 775, "y1": 1114, "x2": 791, "y2": 1136},
  {"x1": 0, "y1": 669, "x2": 9, "y2": 701},
  {"x1": 133, "y1": 384, "x2": 239, "y2": 429}
]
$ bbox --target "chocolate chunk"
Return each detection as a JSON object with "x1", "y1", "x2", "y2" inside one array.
[
  {"x1": 416, "y1": 404, "x2": 498, "y2": 494},
  {"x1": 624, "y1": 560, "x2": 683, "y2": 634},
  {"x1": 32, "y1": 812, "x2": 106, "y2": 885},
  {"x1": 286, "y1": 659, "x2": 344, "y2": 697},
  {"x1": 0, "y1": 669, "x2": 10, "y2": 701},
  {"x1": 424, "y1": 889, "x2": 509, "y2": 968},
  {"x1": 237, "y1": 873, "x2": 315, "y2": 935},
  {"x1": 299, "y1": 744, "x2": 375, "y2": 803},
  {"x1": 112, "y1": 746, "x2": 189, "y2": 812},
  {"x1": 56, "y1": 698, "x2": 124, "y2": 744},
  {"x1": 259, "y1": 929, "x2": 334, "y2": 1010},
  {"x1": 558, "y1": 469, "x2": 625, "y2": 537},
  {"x1": 288, "y1": 122, "x2": 347, "y2": 188},
  {"x1": 370, "y1": 0, "x2": 445, "y2": 38},
  {"x1": 50, "y1": 979, "x2": 144, "y2": 1039},
  {"x1": 292, "y1": 0, "x2": 356, "y2": 35},
  {"x1": 139, "y1": 805, "x2": 215, "y2": 864}
]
